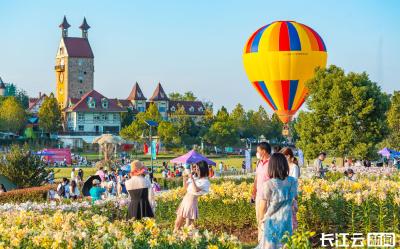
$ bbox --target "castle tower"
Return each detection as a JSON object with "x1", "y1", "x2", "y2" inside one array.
[
  {"x1": 55, "y1": 16, "x2": 94, "y2": 109},
  {"x1": 127, "y1": 82, "x2": 147, "y2": 112},
  {"x1": 0, "y1": 77, "x2": 5, "y2": 96},
  {"x1": 149, "y1": 82, "x2": 169, "y2": 120}
]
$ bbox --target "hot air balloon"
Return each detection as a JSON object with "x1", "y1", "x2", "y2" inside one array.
[{"x1": 243, "y1": 21, "x2": 328, "y2": 124}]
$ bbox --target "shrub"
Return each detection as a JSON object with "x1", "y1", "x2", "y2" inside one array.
[
  {"x1": 0, "y1": 185, "x2": 54, "y2": 204},
  {"x1": 0, "y1": 144, "x2": 52, "y2": 187}
]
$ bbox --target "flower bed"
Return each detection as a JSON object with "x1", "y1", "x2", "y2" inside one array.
[
  {"x1": 0, "y1": 211, "x2": 241, "y2": 248},
  {"x1": 299, "y1": 178, "x2": 400, "y2": 235},
  {"x1": 1, "y1": 176, "x2": 400, "y2": 247},
  {"x1": 0, "y1": 185, "x2": 55, "y2": 204}
]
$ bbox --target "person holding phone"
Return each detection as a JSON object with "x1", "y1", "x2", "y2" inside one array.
[{"x1": 174, "y1": 160, "x2": 210, "y2": 232}]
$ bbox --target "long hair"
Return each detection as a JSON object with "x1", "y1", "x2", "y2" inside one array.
[
  {"x1": 197, "y1": 160, "x2": 209, "y2": 178},
  {"x1": 71, "y1": 180, "x2": 77, "y2": 192},
  {"x1": 268, "y1": 153, "x2": 289, "y2": 180},
  {"x1": 280, "y1": 147, "x2": 298, "y2": 165}
]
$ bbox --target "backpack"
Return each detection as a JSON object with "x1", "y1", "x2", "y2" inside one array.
[{"x1": 57, "y1": 185, "x2": 65, "y2": 197}]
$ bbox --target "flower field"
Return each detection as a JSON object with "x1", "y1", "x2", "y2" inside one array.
[
  {"x1": 1, "y1": 173, "x2": 400, "y2": 248},
  {"x1": 0, "y1": 211, "x2": 240, "y2": 249}
]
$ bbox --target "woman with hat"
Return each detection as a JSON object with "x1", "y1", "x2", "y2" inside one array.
[{"x1": 125, "y1": 160, "x2": 155, "y2": 220}]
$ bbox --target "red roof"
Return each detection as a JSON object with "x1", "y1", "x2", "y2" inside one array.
[
  {"x1": 65, "y1": 90, "x2": 126, "y2": 113},
  {"x1": 127, "y1": 82, "x2": 146, "y2": 101},
  {"x1": 63, "y1": 37, "x2": 94, "y2": 58},
  {"x1": 149, "y1": 83, "x2": 169, "y2": 101},
  {"x1": 28, "y1": 94, "x2": 47, "y2": 110}
]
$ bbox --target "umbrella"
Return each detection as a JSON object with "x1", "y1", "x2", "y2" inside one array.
[
  {"x1": 170, "y1": 149, "x2": 216, "y2": 166},
  {"x1": 92, "y1": 134, "x2": 125, "y2": 145},
  {"x1": 82, "y1": 175, "x2": 101, "y2": 196}
]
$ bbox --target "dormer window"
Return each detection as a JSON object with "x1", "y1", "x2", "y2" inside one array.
[
  {"x1": 137, "y1": 92, "x2": 142, "y2": 98},
  {"x1": 189, "y1": 106, "x2": 195, "y2": 113},
  {"x1": 171, "y1": 106, "x2": 176, "y2": 112},
  {"x1": 198, "y1": 106, "x2": 204, "y2": 112},
  {"x1": 87, "y1": 97, "x2": 96, "y2": 108},
  {"x1": 101, "y1": 98, "x2": 108, "y2": 109},
  {"x1": 160, "y1": 92, "x2": 165, "y2": 98}
]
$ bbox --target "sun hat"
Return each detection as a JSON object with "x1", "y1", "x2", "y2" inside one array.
[{"x1": 130, "y1": 160, "x2": 147, "y2": 176}]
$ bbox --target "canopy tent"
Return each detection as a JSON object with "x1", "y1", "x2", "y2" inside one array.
[
  {"x1": 170, "y1": 150, "x2": 216, "y2": 166},
  {"x1": 0, "y1": 175, "x2": 17, "y2": 191},
  {"x1": 378, "y1": 148, "x2": 400, "y2": 158}
]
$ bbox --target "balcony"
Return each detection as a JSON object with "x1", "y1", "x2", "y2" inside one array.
[{"x1": 55, "y1": 65, "x2": 65, "y2": 72}]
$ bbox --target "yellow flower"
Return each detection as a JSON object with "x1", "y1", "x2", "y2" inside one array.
[
  {"x1": 208, "y1": 245, "x2": 218, "y2": 249},
  {"x1": 148, "y1": 238, "x2": 158, "y2": 248}
]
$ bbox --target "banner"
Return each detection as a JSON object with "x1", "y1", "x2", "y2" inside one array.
[
  {"x1": 151, "y1": 140, "x2": 157, "y2": 160},
  {"x1": 245, "y1": 149, "x2": 251, "y2": 172},
  {"x1": 43, "y1": 148, "x2": 71, "y2": 164}
]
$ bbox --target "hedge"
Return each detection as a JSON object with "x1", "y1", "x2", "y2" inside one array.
[{"x1": 0, "y1": 185, "x2": 54, "y2": 204}]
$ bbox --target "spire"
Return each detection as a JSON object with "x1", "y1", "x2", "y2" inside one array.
[
  {"x1": 149, "y1": 82, "x2": 169, "y2": 101},
  {"x1": 127, "y1": 82, "x2": 147, "y2": 101},
  {"x1": 79, "y1": 17, "x2": 91, "y2": 39},
  {"x1": 59, "y1": 16, "x2": 70, "y2": 37}
]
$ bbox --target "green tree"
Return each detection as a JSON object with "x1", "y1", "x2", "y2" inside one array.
[
  {"x1": 182, "y1": 91, "x2": 197, "y2": 101},
  {"x1": 0, "y1": 144, "x2": 51, "y2": 187},
  {"x1": 205, "y1": 106, "x2": 238, "y2": 146},
  {"x1": 247, "y1": 106, "x2": 271, "y2": 139},
  {"x1": 230, "y1": 103, "x2": 248, "y2": 138},
  {"x1": 38, "y1": 93, "x2": 61, "y2": 134},
  {"x1": 169, "y1": 91, "x2": 198, "y2": 101},
  {"x1": 121, "y1": 108, "x2": 135, "y2": 128},
  {"x1": 0, "y1": 97, "x2": 26, "y2": 133},
  {"x1": 120, "y1": 103, "x2": 162, "y2": 141},
  {"x1": 382, "y1": 91, "x2": 400, "y2": 150},
  {"x1": 295, "y1": 65, "x2": 390, "y2": 160},
  {"x1": 158, "y1": 121, "x2": 180, "y2": 147},
  {"x1": 268, "y1": 113, "x2": 284, "y2": 143}
]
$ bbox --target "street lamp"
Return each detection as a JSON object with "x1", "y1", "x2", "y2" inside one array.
[{"x1": 145, "y1": 120, "x2": 158, "y2": 172}]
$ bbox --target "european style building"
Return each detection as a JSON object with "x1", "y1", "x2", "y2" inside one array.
[{"x1": 26, "y1": 16, "x2": 207, "y2": 148}]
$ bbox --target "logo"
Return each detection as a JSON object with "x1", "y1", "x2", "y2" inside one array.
[{"x1": 320, "y1": 233, "x2": 396, "y2": 247}]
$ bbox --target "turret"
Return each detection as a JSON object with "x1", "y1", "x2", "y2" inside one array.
[
  {"x1": 79, "y1": 17, "x2": 91, "y2": 39},
  {"x1": 59, "y1": 15, "x2": 71, "y2": 37}
]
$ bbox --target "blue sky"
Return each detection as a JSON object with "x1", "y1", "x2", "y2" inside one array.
[{"x1": 1, "y1": 0, "x2": 399, "y2": 112}]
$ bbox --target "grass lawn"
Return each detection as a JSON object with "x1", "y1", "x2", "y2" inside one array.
[{"x1": 53, "y1": 155, "x2": 258, "y2": 180}]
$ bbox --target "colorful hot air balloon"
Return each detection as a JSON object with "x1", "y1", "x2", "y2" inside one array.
[{"x1": 243, "y1": 21, "x2": 328, "y2": 123}]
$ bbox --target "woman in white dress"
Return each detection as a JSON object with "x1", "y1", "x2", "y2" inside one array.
[
  {"x1": 174, "y1": 160, "x2": 210, "y2": 232},
  {"x1": 280, "y1": 147, "x2": 300, "y2": 230}
]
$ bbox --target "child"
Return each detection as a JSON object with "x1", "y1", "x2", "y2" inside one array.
[{"x1": 257, "y1": 153, "x2": 298, "y2": 249}]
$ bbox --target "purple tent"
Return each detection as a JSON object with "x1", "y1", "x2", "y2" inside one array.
[
  {"x1": 378, "y1": 148, "x2": 391, "y2": 157},
  {"x1": 170, "y1": 150, "x2": 216, "y2": 166},
  {"x1": 378, "y1": 148, "x2": 400, "y2": 158}
]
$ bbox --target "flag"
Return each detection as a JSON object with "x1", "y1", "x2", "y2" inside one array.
[{"x1": 143, "y1": 143, "x2": 149, "y2": 154}]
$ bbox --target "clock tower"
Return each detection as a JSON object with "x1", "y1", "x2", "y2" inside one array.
[{"x1": 55, "y1": 16, "x2": 94, "y2": 109}]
